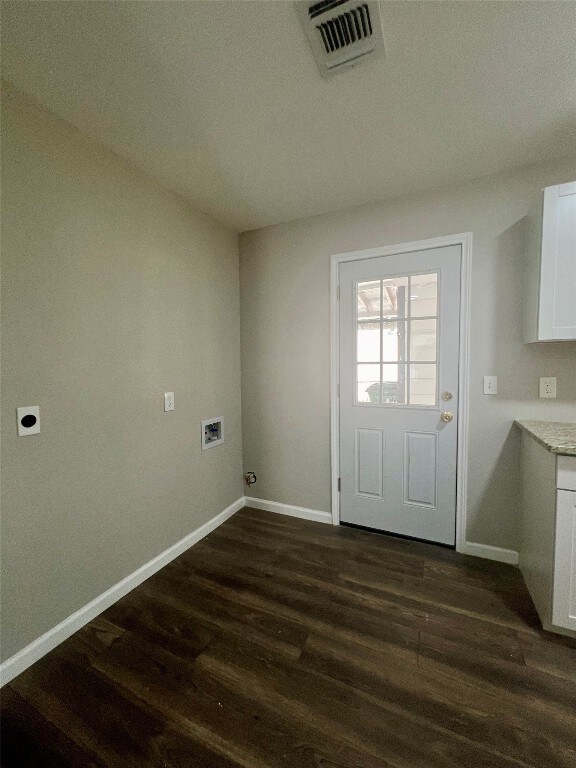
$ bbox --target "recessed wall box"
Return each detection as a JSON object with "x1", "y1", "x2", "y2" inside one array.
[{"x1": 201, "y1": 417, "x2": 224, "y2": 450}]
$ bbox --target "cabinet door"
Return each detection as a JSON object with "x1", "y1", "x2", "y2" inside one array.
[
  {"x1": 552, "y1": 490, "x2": 576, "y2": 630},
  {"x1": 540, "y1": 182, "x2": 576, "y2": 340}
]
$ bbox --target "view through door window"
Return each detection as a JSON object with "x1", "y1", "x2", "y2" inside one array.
[{"x1": 356, "y1": 273, "x2": 438, "y2": 406}]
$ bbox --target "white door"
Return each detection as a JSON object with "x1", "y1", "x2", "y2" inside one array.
[
  {"x1": 338, "y1": 245, "x2": 461, "y2": 545},
  {"x1": 540, "y1": 181, "x2": 576, "y2": 340}
]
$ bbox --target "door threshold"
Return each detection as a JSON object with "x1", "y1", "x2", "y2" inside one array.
[{"x1": 339, "y1": 521, "x2": 456, "y2": 549}]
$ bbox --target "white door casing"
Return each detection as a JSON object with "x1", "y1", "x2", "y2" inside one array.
[{"x1": 330, "y1": 234, "x2": 472, "y2": 550}]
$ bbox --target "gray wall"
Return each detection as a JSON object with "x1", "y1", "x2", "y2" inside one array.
[
  {"x1": 240, "y1": 160, "x2": 576, "y2": 551},
  {"x1": 1, "y1": 84, "x2": 244, "y2": 661}
]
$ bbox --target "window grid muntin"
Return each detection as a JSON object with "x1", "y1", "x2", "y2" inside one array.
[{"x1": 355, "y1": 272, "x2": 439, "y2": 406}]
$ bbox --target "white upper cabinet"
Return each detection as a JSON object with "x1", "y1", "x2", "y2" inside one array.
[{"x1": 525, "y1": 181, "x2": 576, "y2": 342}]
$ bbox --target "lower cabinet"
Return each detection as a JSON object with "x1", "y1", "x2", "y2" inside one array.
[
  {"x1": 519, "y1": 434, "x2": 576, "y2": 636},
  {"x1": 553, "y1": 489, "x2": 576, "y2": 631}
]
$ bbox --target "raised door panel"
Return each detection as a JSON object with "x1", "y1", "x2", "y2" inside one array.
[
  {"x1": 404, "y1": 431, "x2": 437, "y2": 508},
  {"x1": 355, "y1": 428, "x2": 384, "y2": 498}
]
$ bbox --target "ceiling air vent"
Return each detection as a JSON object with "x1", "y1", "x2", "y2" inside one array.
[{"x1": 296, "y1": 0, "x2": 385, "y2": 77}]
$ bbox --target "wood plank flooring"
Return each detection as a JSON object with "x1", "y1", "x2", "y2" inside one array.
[{"x1": 2, "y1": 506, "x2": 576, "y2": 767}]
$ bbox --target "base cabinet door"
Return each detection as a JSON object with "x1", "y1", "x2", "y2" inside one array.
[{"x1": 552, "y1": 490, "x2": 576, "y2": 631}]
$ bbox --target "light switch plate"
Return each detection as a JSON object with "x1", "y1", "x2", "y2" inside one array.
[
  {"x1": 483, "y1": 376, "x2": 497, "y2": 395},
  {"x1": 164, "y1": 392, "x2": 174, "y2": 411},
  {"x1": 17, "y1": 405, "x2": 40, "y2": 436},
  {"x1": 539, "y1": 377, "x2": 556, "y2": 398}
]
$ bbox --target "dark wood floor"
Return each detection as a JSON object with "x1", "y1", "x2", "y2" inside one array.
[{"x1": 2, "y1": 507, "x2": 576, "y2": 768}]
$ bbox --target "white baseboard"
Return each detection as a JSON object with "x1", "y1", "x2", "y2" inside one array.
[
  {"x1": 0, "y1": 497, "x2": 518, "y2": 687},
  {"x1": 0, "y1": 496, "x2": 245, "y2": 688},
  {"x1": 460, "y1": 541, "x2": 519, "y2": 565},
  {"x1": 244, "y1": 496, "x2": 332, "y2": 525}
]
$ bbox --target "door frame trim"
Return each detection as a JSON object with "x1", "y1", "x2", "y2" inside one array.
[{"x1": 330, "y1": 232, "x2": 472, "y2": 552}]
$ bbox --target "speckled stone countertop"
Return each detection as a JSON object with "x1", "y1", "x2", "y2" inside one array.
[{"x1": 515, "y1": 420, "x2": 576, "y2": 456}]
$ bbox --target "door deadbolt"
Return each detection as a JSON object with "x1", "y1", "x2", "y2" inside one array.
[
  {"x1": 441, "y1": 411, "x2": 454, "y2": 423},
  {"x1": 441, "y1": 391, "x2": 453, "y2": 401}
]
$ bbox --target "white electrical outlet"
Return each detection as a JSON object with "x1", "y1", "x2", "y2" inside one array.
[
  {"x1": 539, "y1": 377, "x2": 557, "y2": 398},
  {"x1": 164, "y1": 392, "x2": 174, "y2": 411},
  {"x1": 483, "y1": 376, "x2": 497, "y2": 395}
]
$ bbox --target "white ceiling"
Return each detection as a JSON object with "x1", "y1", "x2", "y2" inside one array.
[{"x1": 3, "y1": 1, "x2": 576, "y2": 232}]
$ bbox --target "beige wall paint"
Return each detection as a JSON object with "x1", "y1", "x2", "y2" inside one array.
[
  {"x1": 240, "y1": 159, "x2": 576, "y2": 551},
  {"x1": 1, "y1": 84, "x2": 243, "y2": 661}
]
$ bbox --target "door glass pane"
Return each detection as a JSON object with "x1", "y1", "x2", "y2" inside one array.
[
  {"x1": 357, "y1": 281, "x2": 381, "y2": 320},
  {"x1": 382, "y1": 277, "x2": 408, "y2": 319},
  {"x1": 357, "y1": 364, "x2": 381, "y2": 403},
  {"x1": 382, "y1": 321, "x2": 405, "y2": 362},
  {"x1": 410, "y1": 274, "x2": 438, "y2": 318},
  {"x1": 382, "y1": 364, "x2": 406, "y2": 404},
  {"x1": 410, "y1": 319, "x2": 437, "y2": 362},
  {"x1": 357, "y1": 322, "x2": 380, "y2": 362},
  {"x1": 409, "y1": 363, "x2": 437, "y2": 405}
]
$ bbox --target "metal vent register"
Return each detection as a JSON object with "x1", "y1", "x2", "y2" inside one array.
[{"x1": 297, "y1": 0, "x2": 384, "y2": 77}]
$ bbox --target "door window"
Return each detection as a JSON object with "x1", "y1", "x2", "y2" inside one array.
[{"x1": 356, "y1": 273, "x2": 438, "y2": 406}]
